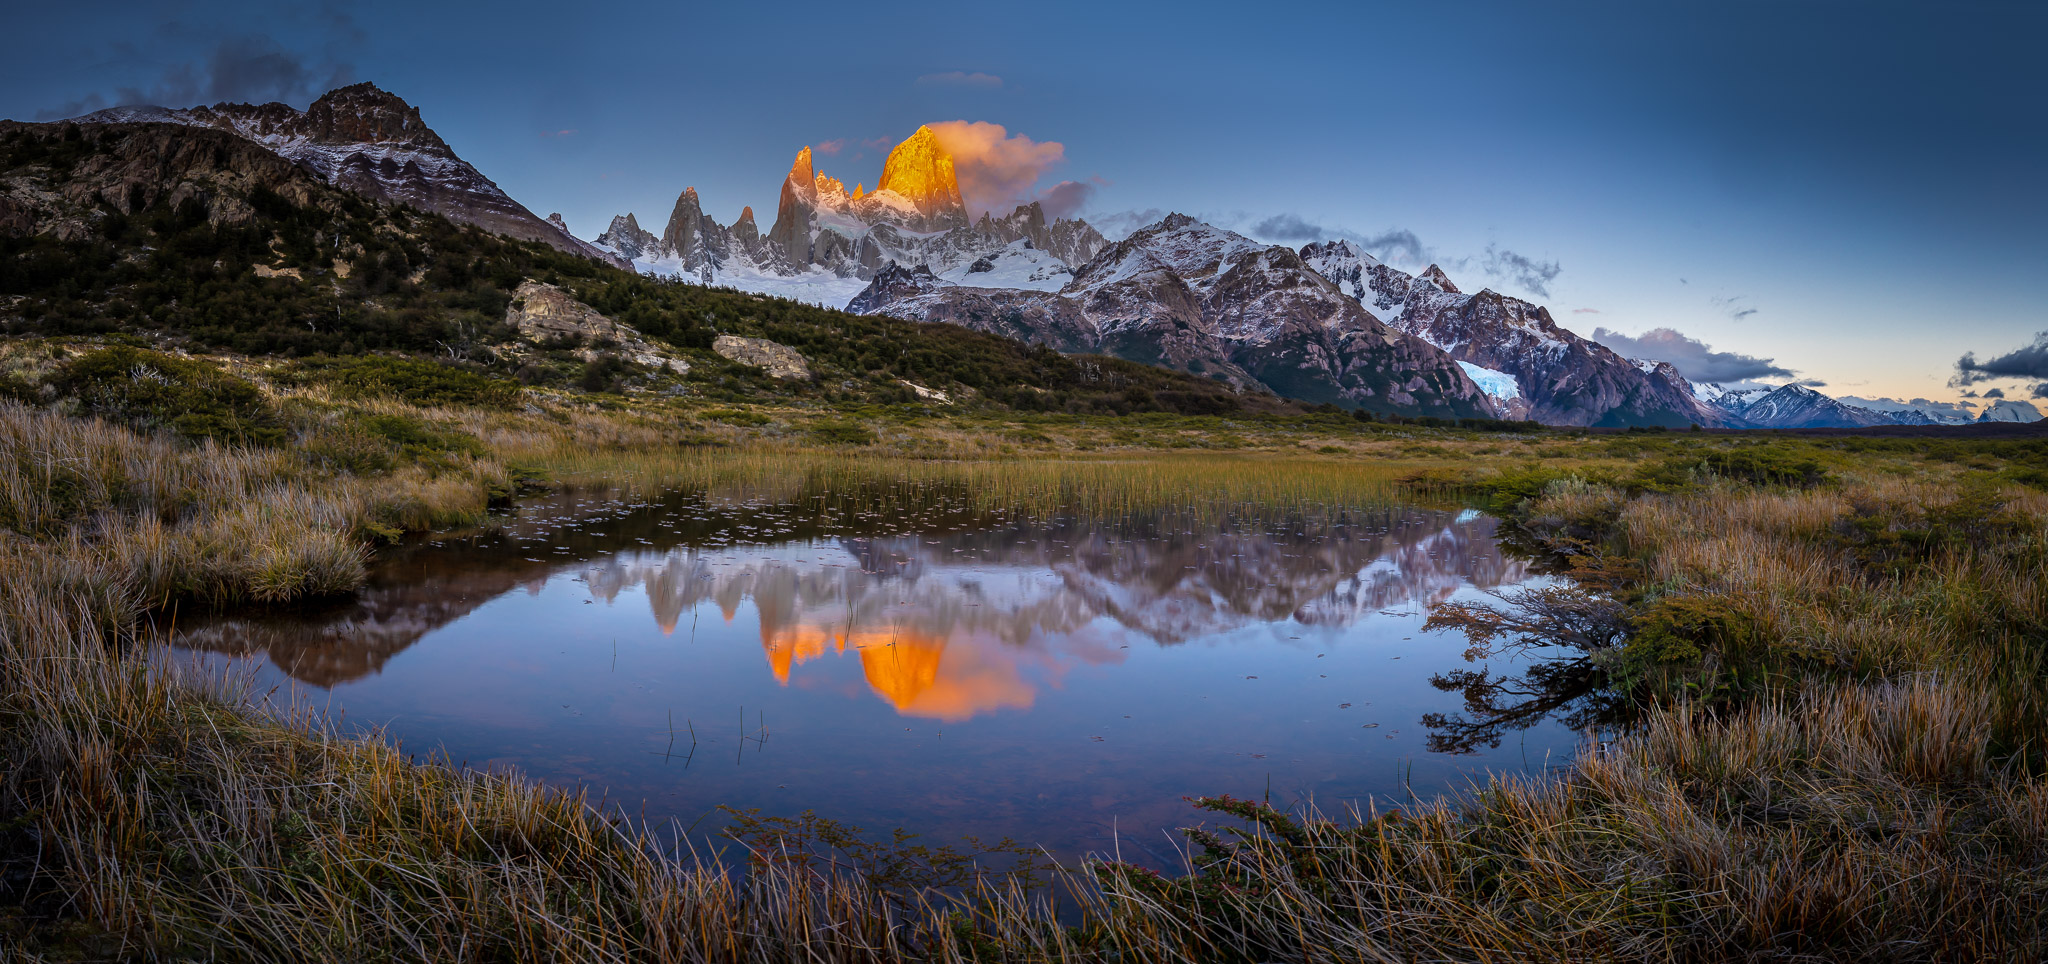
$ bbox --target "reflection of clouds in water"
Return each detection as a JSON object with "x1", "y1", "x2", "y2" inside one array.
[{"x1": 583, "y1": 510, "x2": 1526, "y2": 719}]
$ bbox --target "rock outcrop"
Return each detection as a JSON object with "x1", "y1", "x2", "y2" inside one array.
[
  {"x1": 712, "y1": 335, "x2": 809, "y2": 380},
  {"x1": 506, "y1": 281, "x2": 689, "y2": 372}
]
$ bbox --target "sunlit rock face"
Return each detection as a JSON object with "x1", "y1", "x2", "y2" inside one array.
[{"x1": 875, "y1": 125, "x2": 968, "y2": 230}]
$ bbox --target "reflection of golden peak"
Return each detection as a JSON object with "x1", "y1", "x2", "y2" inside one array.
[
  {"x1": 756, "y1": 622, "x2": 1032, "y2": 721},
  {"x1": 859, "y1": 635, "x2": 943, "y2": 708}
]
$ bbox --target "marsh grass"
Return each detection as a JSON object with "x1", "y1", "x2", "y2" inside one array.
[{"x1": 5, "y1": 376, "x2": 2048, "y2": 959}]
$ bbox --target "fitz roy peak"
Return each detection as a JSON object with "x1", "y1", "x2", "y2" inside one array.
[
  {"x1": 68, "y1": 83, "x2": 623, "y2": 267},
  {"x1": 592, "y1": 127, "x2": 1108, "y2": 307}
]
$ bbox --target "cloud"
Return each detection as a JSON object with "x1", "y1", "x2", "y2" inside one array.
[
  {"x1": 1087, "y1": 208, "x2": 1167, "y2": 241},
  {"x1": 1983, "y1": 387, "x2": 2007, "y2": 399},
  {"x1": 1480, "y1": 245, "x2": 1562, "y2": 298},
  {"x1": 1952, "y1": 330, "x2": 2048, "y2": 388},
  {"x1": 38, "y1": 33, "x2": 355, "y2": 119},
  {"x1": 925, "y1": 120, "x2": 1067, "y2": 217},
  {"x1": 1791, "y1": 378, "x2": 1828, "y2": 388},
  {"x1": 540, "y1": 129, "x2": 577, "y2": 138},
  {"x1": 1710, "y1": 294, "x2": 1758, "y2": 321},
  {"x1": 1591, "y1": 327, "x2": 1796, "y2": 383},
  {"x1": 1240, "y1": 215, "x2": 1435, "y2": 266},
  {"x1": 1572, "y1": 308, "x2": 1601, "y2": 315},
  {"x1": 918, "y1": 71, "x2": 1003, "y2": 88},
  {"x1": 2034, "y1": 384, "x2": 2048, "y2": 399},
  {"x1": 1032, "y1": 179, "x2": 1097, "y2": 218},
  {"x1": 814, "y1": 138, "x2": 847, "y2": 155}
]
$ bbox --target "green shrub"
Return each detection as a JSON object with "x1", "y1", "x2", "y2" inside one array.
[
  {"x1": 50, "y1": 346, "x2": 283, "y2": 446},
  {"x1": 810, "y1": 421, "x2": 878, "y2": 446},
  {"x1": 289, "y1": 355, "x2": 521, "y2": 408},
  {"x1": 701, "y1": 408, "x2": 770, "y2": 426},
  {"x1": 1634, "y1": 447, "x2": 1828, "y2": 491}
]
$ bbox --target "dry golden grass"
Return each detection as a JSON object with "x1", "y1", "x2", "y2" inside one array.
[{"x1": 5, "y1": 387, "x2": 2048, "y2": 960}]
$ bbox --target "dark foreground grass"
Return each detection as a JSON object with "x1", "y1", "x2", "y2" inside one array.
[{"x1": 4, "y1": 369, "x2": 2048, "y2": 960}]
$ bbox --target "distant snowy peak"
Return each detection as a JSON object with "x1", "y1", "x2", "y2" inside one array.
[
  {"x1": 69, "y1": 83, "x2": 620, "y2": 266},
  {"x1": 1977, "y1": 399, "x2": 2045, "y2": 423}
]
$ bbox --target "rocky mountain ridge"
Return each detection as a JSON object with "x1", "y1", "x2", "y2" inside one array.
[
  {"x1": 1300, "y1": 240, "x2": 1718, "y2": 427},
  {"x1": 849, "y1": 213, "x2": 1493, "y2": 418},
  {"x1": 68, "y1": 83, "x2": 624, "y2": 266}
]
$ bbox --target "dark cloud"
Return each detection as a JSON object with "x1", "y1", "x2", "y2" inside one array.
[
  {"x1": 1711, "y1": 294, "x2": 1758, "y2": 321},
  {"x1": 1033, "y1": 179, "x2": 1096, "y2": 218},
  {"x1": 1247, "y1": 213, "x2": 1327, "y2": 242},
  {"x1": 1792, "y1": 378, "x2": 1827, "y2": 387},
  {"x1": 2033, "y1": 384, "x2": 2048, "y2": 399},
  {"x1": 37, "y1": 33, "x2": 355, "y2": 119},
  {"x1": 1242, "y1": 215, "x2": 1432, "y2": 266},
  {"x1": 1591, "y1": 327, "x2": 1796, "y2": 383},
  {"x1": 1983, "y1": 387, "x2": 2006, "y2": 399},
  {"x1": 1480, "y1": 245, "x2": 1561, "y2": 298},
  {"x1": 1952, "y1": 331, "x2": 2048, "y2": 387}
]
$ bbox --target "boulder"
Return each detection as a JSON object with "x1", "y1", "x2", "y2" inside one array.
[{"x1": 712, "y1": 335, "x2": 809, "y2": 380}]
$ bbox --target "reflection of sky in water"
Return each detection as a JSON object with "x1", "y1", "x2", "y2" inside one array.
[{"x1": 168, "y1": 492, "x2": 1581, "y2": 863}]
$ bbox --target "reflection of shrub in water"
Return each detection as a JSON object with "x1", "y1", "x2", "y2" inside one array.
[{"x1": 1422, "y1": 580, "x2": 1635, "y2": 753}]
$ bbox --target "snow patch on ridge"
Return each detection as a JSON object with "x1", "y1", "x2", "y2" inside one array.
[{"x1": 1457, "y1": 361, "x2": 1521, "y2": 401}]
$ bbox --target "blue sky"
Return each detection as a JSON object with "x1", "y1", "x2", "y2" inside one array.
[{"x1": 9, "y1": 0, "x2": 2045, "y2": 405}]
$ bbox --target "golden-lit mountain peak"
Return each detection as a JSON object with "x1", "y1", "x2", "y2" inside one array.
[
  {"x1": 852, "y1": 183, "x2": 865, "y2": 200},
  {"x1": 877, "y1": 125, "x2": 964, "y2": 219}
]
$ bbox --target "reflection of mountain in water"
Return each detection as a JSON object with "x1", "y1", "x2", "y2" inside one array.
[{"x1": 173, "y1": 498, "x2": 1527, "y2": 720}]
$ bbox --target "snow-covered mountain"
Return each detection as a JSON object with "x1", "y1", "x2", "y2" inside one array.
[
  {"x1": 590, "y1": 126, "x2": 1107, "y2": 307},
  {"x1": 1299, "y1": 241, "x2": 1717, "y2": 427},
  {"x1": 70, "y1": 84, "x2": 622, "y2": 267},
  {"x1": 848, "y1": 213, "x2": 1492, "y2": 418},
  {"x1": 1977, "y1": 399, "x2": 2045, "y2": 423},
  {"x1": 1675, "y1": 381, "x2": 1989, "y2": 428}
]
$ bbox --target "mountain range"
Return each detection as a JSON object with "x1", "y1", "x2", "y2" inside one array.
[
  {"x1": 588, "y1": 126, "x2": 1108, "y2": 308},
  {"x1": 40, "y1": 82, "x2": 2038, "y2": 427}
]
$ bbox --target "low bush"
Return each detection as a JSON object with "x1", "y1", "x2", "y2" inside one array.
[
  {"x1": 288, "y1": 355, "x2": 522, "y2": 408},
  {"x1": 49, "y1": 346, "x2": 283, "y2": 446}
]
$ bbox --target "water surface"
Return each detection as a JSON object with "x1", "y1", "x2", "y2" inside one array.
[{"x1": 169, "y1": 483, "x2": 1588, "y2": 863}]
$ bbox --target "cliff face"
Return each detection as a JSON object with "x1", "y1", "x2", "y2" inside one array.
[
  {"x1": 0, "y1": 121, "x2": 327, "y2": 241},
  {"x1": 851, "y1": 215, "x2": 1493, "y2": 418}
]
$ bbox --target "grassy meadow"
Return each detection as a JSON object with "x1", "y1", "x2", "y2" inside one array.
[{"x1": 3, "y1": 337, "x2": 2048, "y2": 960}]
